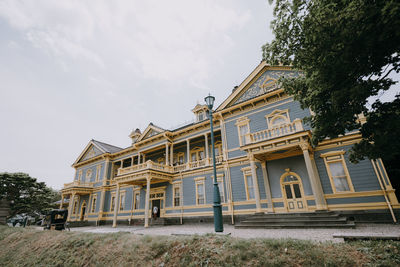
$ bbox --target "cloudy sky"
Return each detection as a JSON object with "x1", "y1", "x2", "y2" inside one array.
[{"x1": 0, "y1": 0, "x2": 275, "y2": 189}]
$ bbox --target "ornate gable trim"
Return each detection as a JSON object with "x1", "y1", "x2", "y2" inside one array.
[
  {"x1": 137, "y1": 123, "x2": 165, "y2": 142},
  {"x1": 217, "y1": 62, "x2": 297, "y2": 111},
  {"x1": 73, "y1": 140, "x2": 107, "y2": 166}
]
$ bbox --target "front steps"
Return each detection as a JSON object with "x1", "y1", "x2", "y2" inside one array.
[{"x1": 235, "y1": 211, "x2": 355, "y2": 229}]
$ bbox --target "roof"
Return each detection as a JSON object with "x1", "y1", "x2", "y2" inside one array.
[{"x1": 91, "y1": 139, "x2": 123, "y2": 153}]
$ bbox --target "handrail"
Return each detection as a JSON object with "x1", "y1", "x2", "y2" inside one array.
[
  {"x1": 63, "y1": 181, "x2": 92, "y2": 188},
  {"x1": 244, "y1": 119, "x2": 303, "y2": 145}
]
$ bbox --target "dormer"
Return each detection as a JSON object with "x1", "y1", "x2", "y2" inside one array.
[
  {"x1": 192, "y1": 104, "x2": 209, "y2": 122},
  {"x1": 129, "y1": 128, "x2": 142, "y2": 144}
]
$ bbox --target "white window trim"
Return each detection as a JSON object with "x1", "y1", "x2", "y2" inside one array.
[
  {"x1": 241, "y1": 166, "x2": 255, "y2": 200},
  {"x1": 195, "y1": 177, "x2": 206, "y2": 205},
  {"x1": 265, "y1": 109, "x2": 290, "y2": 128},
  {"x1": 172, "y1": 181, "x2": 182, "y2": 207},
  {"x1": 235, "y1": 116, "x2": 250, "y2": 146},
  {"x1": 320, "y1": 150, "x2": 355, "y2": 194}
]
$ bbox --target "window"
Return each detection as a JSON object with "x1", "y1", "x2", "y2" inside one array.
[
  {"x1": 110, "y1": 195, "x2": 116, "y2": 212},
  {"x1": 241, "y1": 167, "x2": 255, "y2": 200},
  {"x1": 96, "y1": 165, "x2": 101, "y2": 182},
  {"x1": 73, "y1": 199, "x2": 78, "y2": 214},
  {"x1": 195, "y1": 177, "x2": 206, "y2": 205},
  {"x1": 198, "y1": 111, "x2": 204, "y2": 121},
  {"x1": 236, "y1": 117, "x2": 250, "y2": 146},
  {"x1": 321, "y1": 151, "x2": 354, "y2": 193},
  {"x1": 134, "y1": 191, "x2": 140, "y2": 210},
  {"x1": 265, "y1": 109, "x2": 290, "y2": 128},
  {"x1": 173, "y1": 183, "x2": 181, "y2": 207},
  {"x1": 91, "y1": 196, "x2": 97, "y2": 213},
  {"x1": 174, "y1": 152, "x2": 185, "y2": 165},
  {"x1": 119, "y1": 193, "x2": 125, "y2": 211},
  {"x1": 157, "y1": 157, "x2": 165, "y2": 165},
  {"x1": 78, "y1": 170, "x2": 82, "y2": 181},
  {"x1": 190, "y1": 148, "x2": 205, "y2": 162},
  {"x1": 86, "y1": 169, "x2": 92, "y2": 180}
]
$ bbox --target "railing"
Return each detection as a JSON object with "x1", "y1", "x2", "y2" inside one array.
[
  {"x1": 63, "y1": 181, "x2": 92, "y2": 188},
  {"x1": 245, "y1": 119, "x2": 303, "y2": 145},
  {"x1": 117, "y1": 156, "x2": 226, "y2": 176},
  {"x1": 189, "y1": 159, "x2": 207, "y2": 169}
]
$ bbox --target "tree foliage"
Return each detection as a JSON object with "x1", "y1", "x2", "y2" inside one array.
[
  {"x1": 263, "y1": 0, "x2": 400, "y2": 162},
  {"x1": 0, "y1": 172, "x2": 60, "y2": 217}
]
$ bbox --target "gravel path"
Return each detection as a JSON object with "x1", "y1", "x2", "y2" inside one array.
[{"x1": 70, "y1": 223, "x2": 400, "y2": 242}]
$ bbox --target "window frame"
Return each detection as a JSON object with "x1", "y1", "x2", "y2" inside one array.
[
  {"x1": 235, "y1": 116, "x2": 250, "y2": 146},
  {"x1": 195, "y1": 177, "x2": 206, "y2": 205},
  {"x1": 95, "y1": 165, "x2": 101, "y2": 182},
  {"x1": 172, "y1": 181, "x2": 182, "y2": 207},
  {"x1": 216, "y1": 174, "x2": 225, "y2": 203},
  {"x1": 91, "y1": 195, "x2": 97, "y2": 213},
  {"x1": 133, "y1": 191, "x2": 140, "y2": 210},
  {"x1": 119, "y1": 191, "x2": 126, "y2": 211},
  {"x1": 86, "y1": 169, "x2": 93, "y2": 180},
  {"x1": 190, "y1": 147, "x2": 205, "y2": 162},
  {"x1": 321, "y1": 150, "x2": 355, "y2": 194},
  {"x1": 241, "y1": 167, "x2": 255, "y2": 200},
  {"x1": 265, "y1": 109, "x2": 290, "y2": 128},
  {"x1": 110, "y1": 193, "x2": 116, "y2": 212}
]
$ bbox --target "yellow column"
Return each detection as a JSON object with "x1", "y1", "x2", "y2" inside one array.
[
  {"x1": 112, "y1": 183, "x2": 120, "y2": 228},
  {"x1": 186, "y1": 139, "x2": 190, "y2": 169},
  {"x1": 144, "y1": 177, "x2": 151, "y2": 227},
  {"x1": 67, "y1": 193, "x2": 75, "y2": 221},
  {"x1": 249, "y1": 154, "x2": 262, "y2": 213},
  {"x1": 300, "y1": 143, "x2": 327, "y2": 210},
  {"x1": 97, "y1": 189, "x2": 106, "y2": 224},
  {"x1": 165, "y1": 143, "x2": 169, "y2": 165},
  {"x1": 204, "y1": 133, "x2": 209, "y2": 166},
  {"x1": 170, "y1": 143, "x2": 174, "y2": 166},
  {"x1": 261, "y1": 162, "x2": 274, "y2": 213}
]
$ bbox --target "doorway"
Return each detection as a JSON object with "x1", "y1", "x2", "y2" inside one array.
[
  {"x1": 80, "y1": 202, "x2": 87, "y2": 221},
  {"x1": 152, "y1": 199, "x2": 161, "y2": 218},
  {"x1": 281, "y1": 171, "x2": 307, "y2": 212}
]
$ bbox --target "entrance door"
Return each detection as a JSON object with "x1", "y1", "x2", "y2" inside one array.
[
  {"x1": 80, "y1": 203, "x2": 87, "y2": 221},
  {"x1": 281, "y1": 172, "x2": 306, "y2": 212},
  {"x1": 152, "y1": 199, "x2": 161, "y2": 218}
]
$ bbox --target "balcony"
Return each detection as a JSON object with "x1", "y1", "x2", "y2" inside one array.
[
  {"x1": 244, "y1": 119, "x2": 304, "y2": 145},
  {"x1": 63, "y1": 181, "x2": 93, "y2": 189},
  {"x1": 118, "y1": 155, "x2": 224, "y2": 176}
]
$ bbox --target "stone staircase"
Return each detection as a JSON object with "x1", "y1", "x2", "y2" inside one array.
[{"x1": 235, "y1": 211, "x2": 355, "y2": 229}]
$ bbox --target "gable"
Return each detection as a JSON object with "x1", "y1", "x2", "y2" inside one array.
[
  {"x1": 136, "y1": 123, "x2": 165, "y2": 142},
  {"x1": 217, "y1": 63, "x2": 300, "y2": 111},
  {"x1": 81, "y1": 145, "x2": 103, "y2": 162}
]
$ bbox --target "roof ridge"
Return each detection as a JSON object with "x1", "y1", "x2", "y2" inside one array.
[{"x1": 92, "y1": 139, "x2": 123, "y2": 150}]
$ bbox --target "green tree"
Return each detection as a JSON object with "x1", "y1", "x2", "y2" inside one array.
[
  {"x1": 262, "y1": 0, "x2": 400, "y2": 163},
  {"x1": 0, "y1": 172, "x2": 59, "y2": 217}
]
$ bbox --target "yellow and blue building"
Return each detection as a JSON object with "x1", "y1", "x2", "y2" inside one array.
[{"x1": 61, "y1": 62, "x2": 399, "y2": 227}]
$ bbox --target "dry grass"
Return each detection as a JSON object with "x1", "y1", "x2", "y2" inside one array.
[{"x1": 0, "y1": 226, "x2": 399, "y2": 266}]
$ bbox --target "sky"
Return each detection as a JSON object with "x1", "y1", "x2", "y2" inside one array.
[{"x1": 0, "y1": 0, "x2": 275, "y2": 189}]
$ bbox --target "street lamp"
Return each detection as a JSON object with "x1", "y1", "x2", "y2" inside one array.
[{"x1": 205, "y1": 94, "x2": 224, "y2": 232}]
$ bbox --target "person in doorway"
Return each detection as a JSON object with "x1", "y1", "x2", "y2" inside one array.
[{"x1": 152, "y1": 205, "x2": 159, "y2": 220}]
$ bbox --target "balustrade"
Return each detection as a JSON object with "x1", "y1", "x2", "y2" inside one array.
[{"x1": 244, "y1": 119, "x2": 303, "y2": 145}]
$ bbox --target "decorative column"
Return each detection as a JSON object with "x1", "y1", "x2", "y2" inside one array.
[
  {"x1": 144, "y1": 176, "x2": 151, "y2": 227},
  {"x1": 204, "y1": 133, "x2": 209, "y2": 165},
  {"x1": 249, "y1": 154, "x2": 262, "y2": 213},
  {"x1": 103, "y1": 158, "x2": 110, "y2": 186},
  {"x1": 67, "y1": 193, "x2": 75, "y2": 221},
  {"x1": 165, "y1": 143, "x2": 169, "y2": 166},
  {"x1": 97, "y1": 189, "x2": 106, "y2": 224},
  {"x1": 300, "y1": 142, "x2": 327, "y2": 210},
  {"x1": 261, "y1": 162, "x2": 274, "y2": 213},
  {"x1": 112, "y1": 183, "x2": 120, "y2": 228},
  {"x1": 59, "y1": 194, "x2": 64, "y2": 209},
  {"x1": 170, "y1": 143, "x2": 174, "y2": 166},
  {"x1": 186, "y1": 139, "x2": 190, "y2": 169},
  {"x1": 138, "y1": 152, "x2": 141, "y2": 165}
]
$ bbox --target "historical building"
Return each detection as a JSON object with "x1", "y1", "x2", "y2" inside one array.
[{"x1": 61, "y1": 62, "x2": 399, "y2": 227}]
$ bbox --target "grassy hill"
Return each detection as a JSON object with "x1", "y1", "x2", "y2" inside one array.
[{"x1": 0, "y1": 226, "x2": 399, "y2": 266}]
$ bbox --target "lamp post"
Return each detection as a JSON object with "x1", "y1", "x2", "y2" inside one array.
[{"x1": 205, "y1": 94, "x2": 224, "y2": 232}]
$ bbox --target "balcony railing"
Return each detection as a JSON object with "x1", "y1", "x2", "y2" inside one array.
[
  {"x1": 118, "y1": 156, "x2": 225, "y2": 176},
  {"x1": 63, "y1": 181, "x2": 92, "y2": 189},
  {"x1": 118, "y1": 161, "x2": 174, "y2": 176},
  {"x1": 244, "y1": 119, "x2": 304, "y2": 145}
]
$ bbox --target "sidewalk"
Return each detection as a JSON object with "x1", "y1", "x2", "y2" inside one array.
[{"x1": 70, "y1": 223, "x2": 400, "y2": 242}]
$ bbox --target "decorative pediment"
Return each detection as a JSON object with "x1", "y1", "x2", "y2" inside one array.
[
  {"x1": 81, "y1": 145, "x2": 102, "y2": 161},
  {"x1": 217, "y1": 62, "x2": 300, "y2": 111},
  {"x1": 137, "y1": 123, "x2": 165, "y2": 142},
  {"x1": 73, "y1": 139, "x2": 122, "y2": 166}
]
